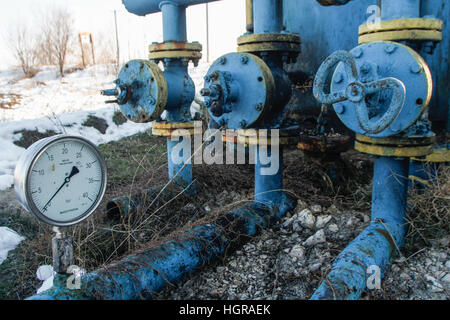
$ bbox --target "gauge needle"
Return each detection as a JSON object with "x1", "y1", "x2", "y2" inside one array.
[{"x1": 43, "y1": 166, "x2": 79, "y2": 211}]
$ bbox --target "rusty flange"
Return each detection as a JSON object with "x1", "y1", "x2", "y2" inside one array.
[
  {"x1": 237, "y1": 129, "x2": 300, "y2": 146},
  {"x1": 149, "y1": 41, "x2": 202, "y2": 66},
  {"x1": 354, "y1": 133, "x2": 436, "y2": 158},
  {"x1": 411, "y1": 145, "x2": 450, "y2": 163},
  {"x1": 236, "y1": 33, "x2": 301, "y2": 63},
  {"x1": 297, "y1": 134, "x2": 352, "y2": 154},
  {"x1": 152, "y1": 121, "x2": 196, "y2": 137}
]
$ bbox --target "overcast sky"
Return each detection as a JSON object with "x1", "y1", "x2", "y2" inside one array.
[{"x1": 0, "y1": 0, "x2": 245, "y2": 69}]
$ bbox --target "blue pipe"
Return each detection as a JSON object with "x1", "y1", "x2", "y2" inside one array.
[
  {"x1": 27, "y1": 151, "x2": 295, "y2": 300},
  {"x1": 253, "y1": 0, "x2": 283, "y2": 34},
  {"x1": 163, "y1": 60, "x2": 195, "y2": 122},
  {"x1": 254, "y1": 145, "x2": 284, "y2": 206},
  {"x1": 381, "y1": 0, "x2": 420, "y2": 20},
  {"x1": 161, "y1": 1, "x2": 187, "y2": 42},
  {"x1": 122, "y1": 0, "x2": 220, "y2": 16},
  {"x1": 167, "y1": 136, "x2": 193, "y2": 189},
  {"x1": 311, "y1": 157, "x2": 409, "y2": 299}
]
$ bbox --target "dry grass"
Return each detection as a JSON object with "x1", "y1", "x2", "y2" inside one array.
[{"x1": 405, "y1": 165, "x2": 450, "y2": 253}]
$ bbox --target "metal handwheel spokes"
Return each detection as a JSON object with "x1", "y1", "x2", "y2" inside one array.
[
  {"x1": 356, "y1": 77, "x2": 405, "y2": 134},
  {"x1": 313, "y1": 50, "x2": 406, "y2": 135}
]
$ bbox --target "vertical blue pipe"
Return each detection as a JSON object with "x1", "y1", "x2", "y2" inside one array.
[
  {"x1": 371, "y1": 157, "x2": 409, "y2": 242},
  {"x1": 254, "y1": 145, "x2": 284, "y2": 206},
  {"x1": 311, "y1": 157, "x2": 408, "y2": 299},
  {"x1": 167, "y1": 136, "x2": 193, "y2": 189},
  {"x1": 160, "y1": 1, "x2": 187, "y2": 42},
  {"x1": 381, "y1": 0, "x2": 420, "y2": 20},
  {"x1": 163, "y1": 60, "x2": 195, "y2": 122},
  {"x1": 253, "y1": 0, "x2": 283, "y2": 33}
]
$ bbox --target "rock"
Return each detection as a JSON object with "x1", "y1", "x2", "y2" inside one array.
[
  {"x1": 362, "y1": 214, "x2": 370, "y2": 223},
  {"x1": 309, "y1": 262, "x2": 321, "y2": 272},
  {"x1": 437, "y1": 236, "x2": 450, "y2": 247},
  {"x1": 292, "y1": 221, "x2": 302, "y2": 232},
  {"x1": 326, "y1": 204, "x2": 338, "y2": 214},
  {"x1": 296, "y1": 199, "x2": 307, "y2": 210},
  {"x1": 346, "y1": 217, "x2": 354, "y2": 226},
  {"x1": 303, "y1": 230, "x2": 326, "y2": 246},
  {"x1": 316, "y1": 215, "x2": 332, "y2": 229},
  {"x1": 310, "y1": 204, "x2": 322, "y2": 214},
  {"x1": 282, "y1": 215, "x2": 295, "y2": 228},
  {"x1": 328, "y1": 224, "x2": 339, "y2": 233},
  {"x1": 425, "y1": 275, "x2": 444, "y2": 293},
  {"x1": 297, "y1": 209, "x2": 316, "y2": 229},
  {"x1": 400, "y1": 272, "x2": 411, "y2": 280},
  {"x1": 445, "y1": 260, "x2": 450, "y2": 269},
  {"x1": 289, "y1": 245, "x2": 305, "y2": 260}
]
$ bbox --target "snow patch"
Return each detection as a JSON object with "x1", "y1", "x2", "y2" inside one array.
[{"x1": 0, "y1": 227, "x2": 25, "y2": 264}]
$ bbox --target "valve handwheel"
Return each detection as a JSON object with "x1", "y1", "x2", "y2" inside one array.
[{"x1": 313, "y1": 42, "x2": 432, "y2": 138}]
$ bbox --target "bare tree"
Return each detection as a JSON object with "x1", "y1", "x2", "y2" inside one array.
[
  {"x1": 39, "y1": 6, "x2": 74, "y2": 77},
  {"x1": 5, "y1": 23, "x2": 38, "y2": 77},
  {"x1": 34, "y1": 25, "x2": 55, "y2": 66}
]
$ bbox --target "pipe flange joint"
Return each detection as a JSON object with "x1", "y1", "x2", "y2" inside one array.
[
  {"x1": 152, "y1": 121, "x2": 196, "y2": 137},
  {"x1": 354, "y1": 133, "x2": 436, "y2": 158},
  {"x1": 237, "y1": 33, "x2": 301, "y2": 64},
  {"x1": 358, "y1": 18, "x2": 443, "y2": 44},
  {"x1": 237, "y1": 129, "x2": 301, "y2": 146},
  {"x1": 149, "y1": 41, "x2": 202, "y2": 66},
  {"x1": 411, "y1": 144, "x2": 450, "y2": 163}
]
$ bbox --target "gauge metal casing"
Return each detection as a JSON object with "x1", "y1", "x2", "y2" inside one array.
[{"x1": 14, "y1": 135, "x2": 107, "y2": 226}]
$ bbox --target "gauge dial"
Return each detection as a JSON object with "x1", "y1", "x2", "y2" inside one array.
[{"x1": 14, "y1": 135, "x2": 107, "y2": 226}]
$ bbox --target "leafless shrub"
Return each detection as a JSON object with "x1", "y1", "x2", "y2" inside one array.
[
  {"x1": 5, "y1": 23, "x2": 39, "y2": 78},
  {"x1": 37, "y1": 6, "x2": 74, "y2": 77},
  {"x1": 93, "y1": 30, "x2": 117, "y2": 65}
]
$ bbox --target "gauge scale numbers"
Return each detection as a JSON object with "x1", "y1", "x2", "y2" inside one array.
[{"x1": 28, "y1": 139, "x2": 104, "y2": 224}]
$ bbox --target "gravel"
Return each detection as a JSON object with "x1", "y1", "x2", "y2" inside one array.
[{"x1": 156, "y1": 198, "x2": 449, "y2": 300}]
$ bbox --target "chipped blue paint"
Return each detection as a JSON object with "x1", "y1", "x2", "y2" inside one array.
[
  {"x1": 311, "y1": 157, "x2": 409, "y2": 300},
  {"x1": 28, "y1": 187, "x2": 295, "y2": 300},
  {"x1": 167, "y1": 137, "x2": 193, "y2": 189}
]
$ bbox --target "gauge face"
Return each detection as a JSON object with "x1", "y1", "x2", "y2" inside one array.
[{"x1": 14, "y1": 135, "x2": 107, "y2": 226}]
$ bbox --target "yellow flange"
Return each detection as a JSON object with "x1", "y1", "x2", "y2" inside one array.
[
  {"x1": 148, "y1": 41, "x2": 202, "y2": 61},
  {"x1": 297, "y1": 135, "x2": 352, "y2": 154},
  {"x1": 358, "y1": 18, "x2": 443, "y2": 44},
  {"x1": 237, "y1": 33, "x2": 301, "y2": 53},
  {"x1": 237, "y1": 33, "x2": 301, "y2": 45},
  {"x1": 149, "y1": 42, "x2": 202, "y2": 52},
  {"x1": 152, "y1": 121, "x2": 195, "y2": 137},
  {"x1": 411, "y1": 147, "x2": 450, "y2": 163},
  {"x1": 354, "y1": 133, "x2": 436, "y2": 158},
  {"x1": 149, "y1": 51, "x2": 202, "y2": 60}
]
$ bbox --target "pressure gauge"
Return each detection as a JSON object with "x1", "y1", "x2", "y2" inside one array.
[{"x1": 14, "y1": 135, "x2": 107, "y2": 227}]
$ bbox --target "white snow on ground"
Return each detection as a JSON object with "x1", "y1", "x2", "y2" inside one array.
[
  {"x1": 0, "y1": 226, "x2": 25, "y2": 264},
  {"x1": 0, "y1": 63, "x2": 208, "y2": 191},
  {"x1": 36, "y1": 265, "x2": 55, "y2": 294}
]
